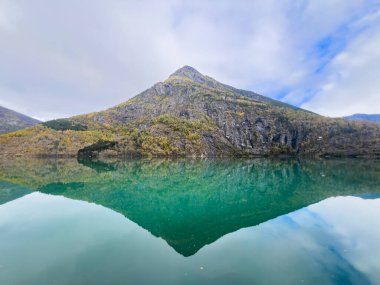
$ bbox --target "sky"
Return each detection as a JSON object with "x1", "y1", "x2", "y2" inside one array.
[{"x1": 0, "y1": 0, "x2": 380, "y2": 121}]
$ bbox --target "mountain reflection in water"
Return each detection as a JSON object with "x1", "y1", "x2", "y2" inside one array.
[{"x1": 0, "y1": 158, "x2": 379, "y2": 257}]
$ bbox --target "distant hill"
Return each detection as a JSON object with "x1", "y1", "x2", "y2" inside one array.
[
  {"x1": 1, "y1": 66, "x2": 380, "y2": 158},
  {"x1": 0, "y1": 106, "x2": 41, "y2": 134},
  {"x1": 343, "y1": 114, "x2": 380, "y2": 124}
]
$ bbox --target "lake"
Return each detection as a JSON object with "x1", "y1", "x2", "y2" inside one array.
[{"x1": 0, "y1": 158, "x2": 379, "y2": 285}]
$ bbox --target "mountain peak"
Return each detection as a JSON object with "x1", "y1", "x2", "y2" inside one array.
[
  {"x1": 168, "y1": 65, "x2": 210, "y2": 84},
  {"x1": 168, "y1": 65, "x2": 220, "y2": 88},
  {"x1": 171, "y1": 65, "x2": 201, "y2": 77}
]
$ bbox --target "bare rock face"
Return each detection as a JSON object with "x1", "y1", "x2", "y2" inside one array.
[{"x1": 1, "y1": 66, "x2": 380, "y2": 158}]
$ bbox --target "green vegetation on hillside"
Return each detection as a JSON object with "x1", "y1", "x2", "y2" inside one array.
[
  {"x1": 43, "y1": 119, "x2": 87, "y2": 131},
  {"x1": 78, "y1": 140, "x2": 118, "y2": 158}
]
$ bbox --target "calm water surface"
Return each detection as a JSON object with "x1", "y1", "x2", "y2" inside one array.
[{"x1": 0, "y1": 158, "x2": 379, "y2": 285}]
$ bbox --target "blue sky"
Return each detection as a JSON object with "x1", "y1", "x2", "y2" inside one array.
[{"x1": 0, "y1": 0, "x2": 380, "y2": 120}]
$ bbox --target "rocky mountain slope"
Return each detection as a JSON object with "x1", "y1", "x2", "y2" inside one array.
[
  {"x1": 0, "y1": 106, "x2": 41, "y2": 134},
  {"x1": 1, "y1": 66, "x2": 380, "y2": 158},
  {"x1": 344, "y1": 114, "x2": 380, "y2": 124}
]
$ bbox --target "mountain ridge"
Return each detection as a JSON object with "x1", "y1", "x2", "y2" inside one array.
[
  {"x1": 1, "y1": 66, "x2": 379, "y2": 158},
  {"x1": 343, "y1": 113, "x2": 380, "y2": 124},
  {"x1": 0, "y1": 106, "x2": 41, "y2": 135}
]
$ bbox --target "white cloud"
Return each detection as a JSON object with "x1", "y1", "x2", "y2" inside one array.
[
  {"x1": 309, "y1": 196, "x2": 380, "y2": 284},
  {"x1": 302, "y1": 14, "x2": 380, "y2": 117},
  {"x1": 0, "y1": 0, "x2": 379, "y2": 119},
  {"x1": 0, "y1": 0, "x2": 20, "y2": 31}
]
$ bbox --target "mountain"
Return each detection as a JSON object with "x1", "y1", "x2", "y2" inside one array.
[
  {"x1": 0, "y1": 106, "x2": 41, "y2": 134},
  {"x1": 343, "y1": 114, "x2": 380, "y2": 124},
  {"x1": 1, "y1": 66, "x2": 380, "y2": 158}
]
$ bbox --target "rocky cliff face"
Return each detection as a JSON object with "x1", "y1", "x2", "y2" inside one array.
[
  {"x1": 0, "y1": 106, "x2": 41, "y2": 134},
  {"x1": 1, "y1": 66, "x2": 380, "y2": 158}
]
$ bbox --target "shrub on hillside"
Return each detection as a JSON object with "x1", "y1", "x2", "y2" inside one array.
[{"x1": 43, "y1": 119, "x2": 87, "y2": 131}]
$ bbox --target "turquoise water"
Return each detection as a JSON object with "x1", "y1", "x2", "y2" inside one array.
[{"x1": 0, "y1": 158, "x2": 379, "y2": 285}]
